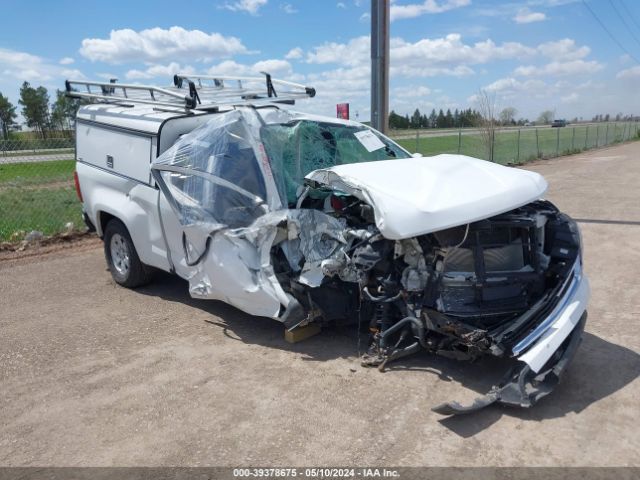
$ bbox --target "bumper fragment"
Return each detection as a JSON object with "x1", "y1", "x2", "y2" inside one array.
[{"x1": 432, "y1": 312, "x2": 587, "y2": 416}]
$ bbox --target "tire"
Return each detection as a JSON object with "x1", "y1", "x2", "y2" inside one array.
[{"x1": 103, "y1": 218, "x2": 153, "y2": 288}]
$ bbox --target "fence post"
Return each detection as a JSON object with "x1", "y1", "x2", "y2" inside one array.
[
  {"x1": 535, "y1": 128, "x2": 540, "y2": 158},
  {"x1": 457, "y1": 128, "x2": 461, "y2": 154},
  {"x1": 571, "y1": 127, "x2": 575, "y2": 151},
  {"x1": 605, "y1": 123, "x2": 609, "y2": 145},
  {"x1": 596, "y1": 125, "x2": 599, "y2": 147},
  {"x1": 491, "y1": 127, "x2": 496, "y2": 162},
  {"x1": 585, "y1": 125, "x2": 589, "y2": 149},
  {"x1": 415, "y1": 130, "x2": 419, "y2": 153},
  {"x1": 516, "y1": 128, "x2": 521, "y2": 163},
  {"x1": 556, "y1": 127, "x2": 560, "y2": 156}
]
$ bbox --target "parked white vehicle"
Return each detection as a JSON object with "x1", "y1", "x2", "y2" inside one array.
[{"x1": 68, "y1": 74, "x2": 589, "y2": 415}]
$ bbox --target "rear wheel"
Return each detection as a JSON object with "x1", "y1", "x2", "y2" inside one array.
[{"x1": 103, "y1": 219, "x2": 153, "y2": 288}]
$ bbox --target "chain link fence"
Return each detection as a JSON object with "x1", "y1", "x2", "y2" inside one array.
[
  {"x1": 395, "y1": 122, "x2": 640, "y2": 164},
  {"x1": 0, "y1": 122, "x2": 639, "y2": 244},
  {"x1": 0, "y1": 136, "x2": 79, "y2": 243}
]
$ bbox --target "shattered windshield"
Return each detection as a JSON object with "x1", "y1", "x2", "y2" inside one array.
[{"x1": 261, "y1": 120, "x2": 410, "y2": 205}]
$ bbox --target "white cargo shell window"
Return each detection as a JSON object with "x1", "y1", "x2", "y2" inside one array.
[{"x1": 76, "y1": 122, "x2": 154, "y2": 184}]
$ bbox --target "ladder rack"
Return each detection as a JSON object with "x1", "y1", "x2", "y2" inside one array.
[{"x1": 65, "y1": 73, "x2": 316, "y2": 111}]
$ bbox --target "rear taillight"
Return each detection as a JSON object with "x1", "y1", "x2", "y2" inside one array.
[{"x1": 73, "y1": 171, "x2": 83, "y2": 202}]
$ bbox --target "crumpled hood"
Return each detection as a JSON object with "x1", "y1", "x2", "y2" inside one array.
[{"x1": 305, "y1": 154, "x2": 548, "y2": 240}]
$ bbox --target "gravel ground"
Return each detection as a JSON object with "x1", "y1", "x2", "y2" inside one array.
[{"x1": 0, "y1": 142, "x2": 638, "y2": 467}]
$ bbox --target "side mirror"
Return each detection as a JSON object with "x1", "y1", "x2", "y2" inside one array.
[{"x1": 412, "y1": 152, "x2": 423, "y2": 158}]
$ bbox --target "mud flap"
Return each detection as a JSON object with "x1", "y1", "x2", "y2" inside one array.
[{"x1": 432, "y1": 312, "x2": 587, "y2": 416}]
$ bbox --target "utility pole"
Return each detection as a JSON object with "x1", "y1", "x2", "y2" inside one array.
[{"x1": 371, "y1": 0, "x2": 389, "y2": 134}]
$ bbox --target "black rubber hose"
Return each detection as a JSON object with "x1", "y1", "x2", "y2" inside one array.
[
  {"x1": 378, "y1": 341, "x2": 421, "y2": 372},
  {"x1": 379, "y1": 316, "x2": 427, "y2": 349}
]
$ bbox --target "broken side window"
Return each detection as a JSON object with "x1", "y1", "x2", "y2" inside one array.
[{"x1": 153, "y1": 110, "x2": 268, "y2": 228}]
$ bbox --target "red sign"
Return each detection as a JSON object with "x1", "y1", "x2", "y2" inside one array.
[{"x1": 336, "y1": 103, "x2": 350, "y2": 120}]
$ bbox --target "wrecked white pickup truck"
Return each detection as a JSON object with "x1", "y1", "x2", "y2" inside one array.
[{"x1": 68, "y1": 74, "x2": 589, "y2": 415}]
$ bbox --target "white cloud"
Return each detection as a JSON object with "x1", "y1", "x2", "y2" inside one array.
[
  {"x1": 59, "y1": 57, "x2": 75, "y2": 65},
  {"x1": 285, "y1": 47, "x2": 303, "y2": 60},
  {"x1": 79, "y1": 27, "x2": 249, "y2": 64},
  {"x1": 390, "y1": 0, "x2": 471, "y2": 21},
  {"x1": 281, "y1": 3, "x2": 297, "y2": 13},
  {"x1": 125, "y1": 62, "x2": 195, "y2": 80},
  {"x1": 0, "y1": 47, "x2": 84, "y2": 84},
  {"x1": 514, "y1": 59, "x2": 603, "y2": 77},
  {"x1": 395, "y1": 85, "x2": 431, "y2": 97},
  {"x1": 306, "y1": 36, "x2": 370, "y2": 67},
  {"x1": 307, "y1": 34, "x2": 535, "y2": 76},
  {"x1": 252, "y1": 59, "x2": 292, "y2": 75},
  {"x1": 205, "y1": 59, "x2": 292, "y2": 77},
  {"x1": 616, "y1": 65, "x2": 640, "y2": 79},
  {"x1": 513, "y1": 8, "x2": 546, "y2": 23},
  {"x1": 337, "y1": 2, "x2": 347, "y2": 8},
  {"x1": 223, "y1": 0, "x2": 267, "y2": 14},
  {"x1": 392, "y1": 35, "x2": 535, "y2": 67},
  {"x1": 537, "y1": 39, "x2": 589, "y2": 61},
  {"x1": 561, "y1": 92, "x2": 579, "y2": 103},
  {"x1": 484, "y1": 77, "x2": 546, "y2": 95}
]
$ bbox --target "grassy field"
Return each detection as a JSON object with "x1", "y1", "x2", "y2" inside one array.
[
  {"x1": 394, "y1": 122, "x2": 640, "y2": 164},
  {"x1": 0, "y1": 159, "x2": 80, "y2": 241},
  {"x1": 0, "y1": 159, "x2": 75, "y2": 186}
]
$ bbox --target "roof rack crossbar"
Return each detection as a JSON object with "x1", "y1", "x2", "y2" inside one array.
[
  {"x1": 65, "y1": 73, "x2": 315, "y2": 111},
  {"x1": 66, "y1": 79, "x2": 197, "y2": 109}
]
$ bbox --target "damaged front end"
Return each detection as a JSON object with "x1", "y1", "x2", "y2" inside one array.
[
  {"x1": 270, "y1": 195, "x2": 589, "y2": 415},
  {"x1": 151, "y1": 107, "x2": 589, "y2": 416}
]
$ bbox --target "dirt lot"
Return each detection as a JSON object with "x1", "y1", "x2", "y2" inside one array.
[{"x1": 1, "y1": 142, "x2": 638, "y2": 467}]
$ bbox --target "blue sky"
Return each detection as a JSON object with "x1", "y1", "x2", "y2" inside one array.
[{"x1": 1, "y1": 0, "x2": 640, "y2": 122}]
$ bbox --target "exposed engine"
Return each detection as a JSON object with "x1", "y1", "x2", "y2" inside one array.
[{"x1": 274, "y1": 194, "x2": 582, "y2": 370}]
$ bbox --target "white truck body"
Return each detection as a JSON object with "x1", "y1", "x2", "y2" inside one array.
[{"x1": 71, "y1": 75, "x2": 589, "y2": 415}]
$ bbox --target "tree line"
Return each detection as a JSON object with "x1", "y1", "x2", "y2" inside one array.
[
  {"x1": 0, "y1": 82, "x2": 79, "y2": 139},
  {"x1": 390, "y1": 106, "x2": 640, "y2": 131},
  {"x1": 389, "y1": 108, "x2": 484, "y2": 129}
]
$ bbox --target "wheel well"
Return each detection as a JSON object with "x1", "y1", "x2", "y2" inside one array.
[{"x1": 98, "y1": 211, "x2": 118, "y2": 237}]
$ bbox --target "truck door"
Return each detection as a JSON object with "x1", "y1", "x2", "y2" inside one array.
[{"x1": 152, "y1": 110, "x2": 287, "y2": 318}]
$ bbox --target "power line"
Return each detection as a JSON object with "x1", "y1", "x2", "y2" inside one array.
[
  {"x1": 608, "y1": 0, "x2": 640, "y2": 48},
  {"x1": 582, "y1": 0, "x2": 640, "y2": 64},
  {"x1": 619, "y1": 0, "x2": 640, "y2": 33}
]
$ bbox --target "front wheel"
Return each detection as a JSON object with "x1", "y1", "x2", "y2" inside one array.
[{"x1": 103, "y1": 219, "x2": 153, "y2": 288}]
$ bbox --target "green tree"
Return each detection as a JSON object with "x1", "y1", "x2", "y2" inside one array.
[
  {"x1": 410, "y1": 108, "x2": 422, "y2": 129},
  {"x1": 537, "y1": 110, "x2": 555, "y2": 125},
  {"x1": 19, "y1": 82, "x2": 51, "y2": 138},
  {"x1": 51, "y1": 89, "x2": 79, "y2": 134},
  {"x1": 0, "y1": 92, "x2": 17, "y2": 140},
  {"x1": 445, "y1": 109, "x2": 453, "y2": 128},
  {"x1": 499, "y1": 107, "x2": 517, "y2": 126}
]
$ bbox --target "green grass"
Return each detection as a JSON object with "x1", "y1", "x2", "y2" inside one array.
[
  {"x1": 394, "y1": 122, "x2": 640, "y2": 165},
  {"x1": 0, "y1": 187, "x2": 82, "y2": 241},
  {"x1": 0, "y1": 159, "x2": 76, "y2": 187},
  {"x1": 0, "y1": 159, "x2": 80, "y2": 241}
]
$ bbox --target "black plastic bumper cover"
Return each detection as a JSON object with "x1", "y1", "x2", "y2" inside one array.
[{"x1": 432, "y1": 311, "x2": 588, "y2": 416}]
